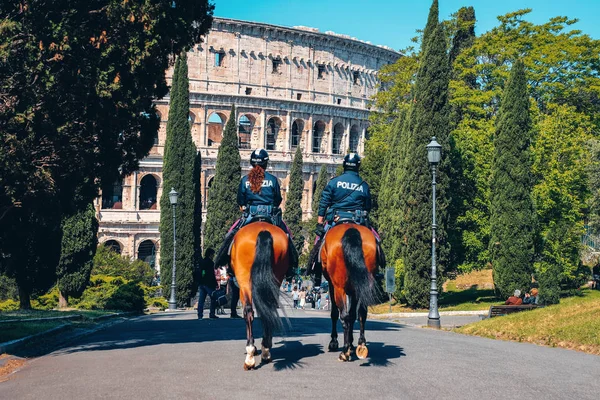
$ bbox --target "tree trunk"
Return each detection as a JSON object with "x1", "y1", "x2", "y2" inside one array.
[
  {"x1": 59, "y1": 292, "x2": 69, "y2": 308},
  {"x1": 18, "y1": 286, "x2": 31, "y2": 310}
]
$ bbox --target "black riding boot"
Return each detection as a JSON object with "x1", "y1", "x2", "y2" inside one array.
[
  {"x1": 307, "y1": 237, "x2": 323, "y2": 286},
  {"x1": 215, "y1": 225, "x2": 241, "y2": 267}
]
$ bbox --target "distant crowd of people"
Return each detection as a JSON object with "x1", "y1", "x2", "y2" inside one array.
[{"x1": 283, "y1": 279, "x2": 330, "y2": 311}]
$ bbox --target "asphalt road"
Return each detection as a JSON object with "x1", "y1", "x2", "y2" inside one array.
[{"x1": 1, "y1": 308, "x2": 599, "y2": 400}]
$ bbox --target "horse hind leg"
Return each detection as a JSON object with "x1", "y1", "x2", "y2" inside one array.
[
  {"x1": 243, "y1": 302, "x2": 257, "y2": 370},
  {"x1": 328, "y1": 284, "x2": 339, "y2": 352},
  {"x1": 339, "y1": 295, "x2": 357, "y2": 362},
  {"x1": 261, "y1": 325, "x2": 273, "y2": 364},
  {"x1": 356, "y1": 302, "x2": 369, "y2": 359}
]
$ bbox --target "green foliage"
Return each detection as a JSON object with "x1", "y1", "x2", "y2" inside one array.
[
  {"x1": 204, "y1": 105, "x2": 242, "y2": 252},
  {"x1": 0, "y1": 0, "x2": 214, "y2": 309},
  {"x1": 0, "y1": 299, "x2": 20, "y2": 312},
  {"x1": 586, "y1": 140, "x2": 600, "y2": 235},
  {"x1": 399, "y1": 3, "x2": 451, "y2": 308},
  {"x1": 312, "y1": 165, "x2": 330, "y2": 216},
  {"x1": 57, "y1": 204, "x2": 99, "y2": 304},
  {"x1": 159, "y1": 53, "x2": 197, "y2": 306},
  {"x1": 0, "y1": 274, "x2": 18, "y2": 301},
  {"x1": 93, "y1": 245, "x2": 153, "y2": 286},
  {"x1": 105, "y1": 282, "x2": 146, "y2": 313},
  {"x1": 393, "y1": 258, "x2": 406, "y2": 303},
  {"x1": 490, "y1": 61, "x2": 535, "y2": 299},
  {"x1": 284, "y1": 146, "x2": 305, "y2": 251}
]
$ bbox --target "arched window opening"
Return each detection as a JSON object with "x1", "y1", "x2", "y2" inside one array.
[
  {"x1": 188, "y1": 112, "x2": 196, "y2": 125},
  {"x1": 349, "y1": 125, "x2": 360, "y2": 153},
  {"x1": 138, "y1": 240, "x2": 156, "y2": 269},
  {"x1": 139, "y1": 175, "x2": 158, "y2": 210},
  {"x1": 291, "y1": 120, "x2": 303, "y2": 150},
  {"x1": 266, "y1": 117, "x2": 281, "y2": 151},
  {"x1": 104, "y1": 240, "x2": 122, "y2": 255},
  {"x1": 207, "y1": 113, "x2": 225, "y2": 146},
  {"x1": 206, "y1": 176, "x2": 215, "y2": 205},
  {"x1": 238, "y1": 115, "x2": 254, "y2": 149},
  {"x1": 101, "y1": 180, "x2": 123, "y2": 209},
  {"x1": 312, "y1": 121, "x2": 326, "y2": 153},
  {"x1": 332, "y1": 123, "x2": 344, "y2": 155}
]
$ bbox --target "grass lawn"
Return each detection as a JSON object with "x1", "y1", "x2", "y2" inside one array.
[
  {"x1": 370, "y1": 269, "x2": 502, "y2": 313},
  {"x1": 0, "y1": 309, "x2": 116, "y2": 343},
  {"x1": 0, "y1": 321, "x2": 67, "y2": 343},
  {"x1": 0, "y1": 309, "x2": 112, "y2": 321},
  {"x1": 456, "y1": 289, "x2": 600, "y2": 355}
]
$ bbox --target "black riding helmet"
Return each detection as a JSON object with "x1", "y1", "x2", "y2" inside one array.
[
  {"x1": 250, "y1": 148, "x2": 269, "y2": 169},
  {"x1": 343, "y1": 153, "x2": 361, "y2": 172}
]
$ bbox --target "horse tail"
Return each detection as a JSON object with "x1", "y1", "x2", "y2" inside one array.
[
  {"x1": 342, "y1": 228, "x2": 377, "y2": 308},
  {"x1": 251, "y1": 230, "x2": 282, "y2": 332}
]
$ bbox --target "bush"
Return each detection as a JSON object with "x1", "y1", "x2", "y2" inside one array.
[
  {"x1": 93, "y1": 245, "x2": 154, "y2": 285},
  {"x1": 105, "y1": 282, "x2": 145, "y2": 313},
  {"x1": 393, "y1": 258, "x2": 406, "y2": 303},
  {"x1": 31, "y1": 286, "x2": 59, "y2": 310},
  {"x1": 0, "y1": 299, "x2": 19, "y2": 312}
]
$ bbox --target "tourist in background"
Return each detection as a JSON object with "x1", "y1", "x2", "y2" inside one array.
[
  {"x1": 505, "y1": 289, "x2": 523, "y2": 305},
  {"x1": 195, "y1": 248, "x2": 219, "y2": 320}
]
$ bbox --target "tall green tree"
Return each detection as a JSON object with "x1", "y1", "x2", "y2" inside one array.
[
  {"x1": 57, "y1": 204, "x2": 99, "y2": 308},
  {"x1": 204, "y1": 105, "x2": 241, "y2": 252},
  {"x1": 305, "y1": 164, "x2": 330, "y2": 254},
  {"x1": 532, "y1": 104, "x2": 593, "y2": 303},
  {"x1": 159, "y1": 53, "x2": 197, "y2": 306},
  {"x1": 284, "y1": 146, "x2": 305, "y2": 251},
  {"x1": 193, "y1": 150, "x2": 203, "y2": 267},
  {"x1": 0, "y1": 0, "x2": 213, "y2": 308},
  {"x1": 489, "y1": 60, "x2": 535, "y2": 298},
  {"x1": 400, "y1": 2, "x2": 451, "y2": 308}
]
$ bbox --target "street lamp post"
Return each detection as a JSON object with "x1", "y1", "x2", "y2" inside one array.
[
  {"x1": 168, "y1": 188, "x2": 179, "y2": 311},
  {"x1": 427, "y1": 137, "x2": 442, "y2": 329}
]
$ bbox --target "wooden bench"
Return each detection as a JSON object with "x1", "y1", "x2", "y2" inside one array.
[{"x1": 488, "y1": 304, "x2": 538, "y2": 318}]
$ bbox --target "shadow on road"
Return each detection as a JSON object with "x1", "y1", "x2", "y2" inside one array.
[{"x1": 49, "y1": 313, "x2": 406, "y2": 367}]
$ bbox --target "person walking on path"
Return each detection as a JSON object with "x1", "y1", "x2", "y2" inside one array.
[
  {"x1": 316, "y1": 292, "x2": 322, "y2": 310},
  {"x1": 292, "y1": 286, "x2": 299, "y2": 309},
  {"x1": 299, "y1": 288, "x2": 306, "y2": 310},
  {"x1": 195, "y1": 248, "x2": 219, "y2": 319}
]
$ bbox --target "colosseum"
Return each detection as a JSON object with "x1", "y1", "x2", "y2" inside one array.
[{"x1": 95, "y1": 17, "x2": 401, "y2": 270}]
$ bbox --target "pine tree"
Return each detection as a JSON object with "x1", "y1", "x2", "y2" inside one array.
[
  {"x1": 284, "y1": 146, "x2": 305, "y2": 251},
  {"x1": 159, "y1": 53, "x2": 197, "y2": 306},
  {"x1": 57, "y1": 204, "x2": 99, "y2": 307},
  {"x1": 400, "y1": 1, "x2": 451, "y2": 308},
  {"x1": 489, "y1": 60, "x2": 535, "y2": 299},
  {"x1": 204, "y1": 105, "x2": 241, "y2": 252}
]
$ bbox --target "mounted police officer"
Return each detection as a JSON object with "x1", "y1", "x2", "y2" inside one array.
[
  {"x1": 308, "y1": 153, "x2": 383, "y2": 285},
  {"x1": 215, "y1": 149, "x2": 298, "y2": 275}
]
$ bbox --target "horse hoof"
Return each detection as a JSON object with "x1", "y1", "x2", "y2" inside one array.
[
  {"x1": 356, "y1": 344, "x2": 368, "y2": 359},
  {"x1": 328, "y1": 340, "x2": 339, "y2": 352},
  {"x1": 339, "y1": 352, "x2": 351, "y2": 362},
  {"x1": 243, "y1": 362, "x2": 254, "y2": 371},
  {"x1": 261, "y1": 348, "x2": 272, "y2": 364}
]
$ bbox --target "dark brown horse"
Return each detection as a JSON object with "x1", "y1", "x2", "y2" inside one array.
[
  {"x1": 320, "y1": 223, "x2": 378, "y2": 361},
  {"x1": 229, "y1": 222, "x2": 290, "y2": 370}
]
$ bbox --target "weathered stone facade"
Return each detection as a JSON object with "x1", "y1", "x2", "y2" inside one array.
[{"x1": 96, "y1": 18, "x2": 400, "y2": 271}]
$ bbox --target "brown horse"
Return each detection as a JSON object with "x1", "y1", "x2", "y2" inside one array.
[
  {"x1": 229, "y1": 222, "x2": 290, "y2": 370},
  {"x1": 320, "y1": 223, "x2": 378, "y2": 361}
]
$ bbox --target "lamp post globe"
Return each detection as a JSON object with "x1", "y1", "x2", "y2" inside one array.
[
  {"x1": 427, "y1": 137, "x2": 441, "y2": 329},
  {"x1": 168, "y1": 188, "x2": 179, "y2": 311}
]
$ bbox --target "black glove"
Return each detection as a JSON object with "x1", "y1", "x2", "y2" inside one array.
[{"x1": 315, "y1": 223, "x2": 325, "y2": 237}]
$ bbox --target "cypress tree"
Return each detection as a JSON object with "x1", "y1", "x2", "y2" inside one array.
[
  {"x1": 312, "y1": 164, "x2": 329, "y2": 216},
  {"x1": 193, "y1": 150, "x2": 202, "y2": 266},
  {"x1": 449, "y1": 7, "x2": 476, "y2": 68},
  {"x1": 489, "y1": 60, "x2": 535, "y2": 299},
  {"x1": 284, "y1": 146, "x2": 305, "y2": 252},
  {"x1": 57, "y1": 204, "x2": 99, "y2": 307},
  {"x1": 204, "y1": 104, "x2": 241, "y2": 252},
  {"x1": 159, "y1": 52, "x2": 197, "y2": 306},
  {"x1": 400, "y1": 2, "x2": 451, "y2": 308}
]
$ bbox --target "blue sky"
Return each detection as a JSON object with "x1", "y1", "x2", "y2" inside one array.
[{"x1": 213, "y1": 0, "x2": 600, "y2": 51}]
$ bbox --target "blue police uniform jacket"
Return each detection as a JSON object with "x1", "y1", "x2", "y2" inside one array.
[
  {"x1": 237, "y1": 172, "x2": 282, "y2": 207},
  {"x1": 318, "y1": 171, "x2": 371, "y2": 219}
]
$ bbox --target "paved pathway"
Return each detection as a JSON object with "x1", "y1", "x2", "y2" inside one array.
[{"x1": 1, "y1": 308, "x2": 599, "y2": 399}]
